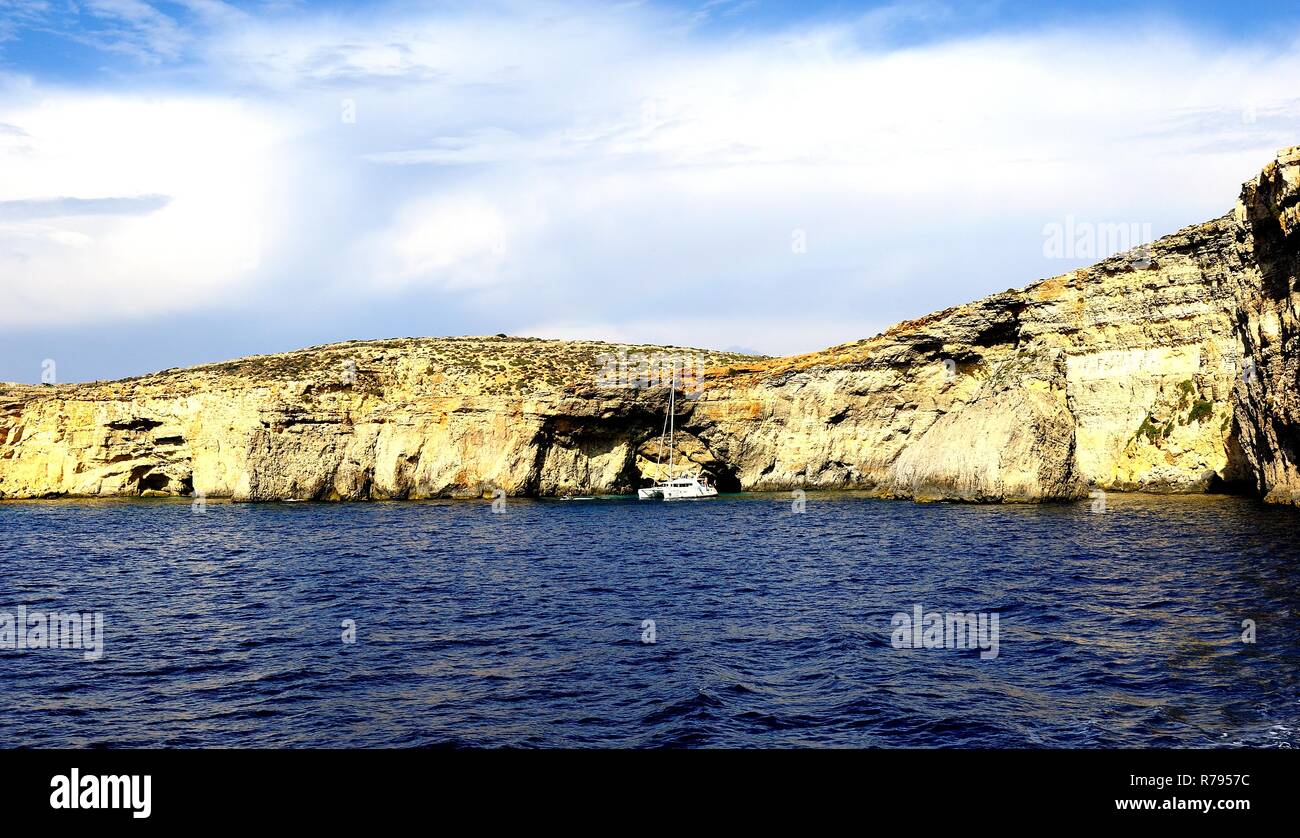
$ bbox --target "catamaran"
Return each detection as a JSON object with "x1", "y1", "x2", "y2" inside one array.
[{"x1": 637, "y1": 370, "x2": 718, "y2": 500}]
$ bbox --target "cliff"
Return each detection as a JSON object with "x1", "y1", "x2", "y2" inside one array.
[{"x1": 3, "y1": 147, "x2": 1298, "y2": 504}]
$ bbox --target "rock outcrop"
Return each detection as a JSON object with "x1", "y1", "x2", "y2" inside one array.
[
  {"x1": 2, "y1": 148, "x2": 1299, "y2": 504},
  {"x1": 1229, "y1": 146, "x2": 1300, "y2": 504}
]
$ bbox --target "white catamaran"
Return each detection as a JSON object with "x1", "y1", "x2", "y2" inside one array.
[{"x1": 637, "y1": 370, "x2": 718, "y2": 500}]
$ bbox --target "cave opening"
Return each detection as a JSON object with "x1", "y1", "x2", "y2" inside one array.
[
  {"x1": 707, "y1": 464, "x2": 743, "y2": 494},
  {"x1": 136, "y1": 470, "x2": 171, "y2": 493}
]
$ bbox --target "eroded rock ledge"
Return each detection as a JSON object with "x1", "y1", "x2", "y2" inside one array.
[{"x1": 3, "y1": 148, "x2": 1299, "y2": 504}]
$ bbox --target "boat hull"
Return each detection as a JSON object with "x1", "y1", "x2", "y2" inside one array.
[{"x1": 637, "y1": 484, "x2": 718, "y2": 500}]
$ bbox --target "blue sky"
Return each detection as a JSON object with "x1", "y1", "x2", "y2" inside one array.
[{"x1": 2, "y1": 0, "x2": 1300, "y2": 382}]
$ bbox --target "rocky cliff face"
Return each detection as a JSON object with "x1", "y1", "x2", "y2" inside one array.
[
  {"x1": 1230, "y1": 147, "x2": 1300, "y2": 505},
  {"x1": 699, "y1": 210, "x2": 1253, "y2": 501},
  {"x1": 3, "y1": 148, "x2": 1298, "y2": 504},
  {"x1": 0, "y1": 340, "x2": 756, "y2": 501}
]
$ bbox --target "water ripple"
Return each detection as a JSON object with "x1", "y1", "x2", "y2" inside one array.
[{"x1": 0, "y1": 492, "x2": 1297, "y2": 747}]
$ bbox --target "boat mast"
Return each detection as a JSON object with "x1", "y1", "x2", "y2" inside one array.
[
  {"x1": 667, "y1": 367, "x2": 676, "y2": 480},
  {"x1": 653, "y1": 381, "x2": 669, "y2": 482}
]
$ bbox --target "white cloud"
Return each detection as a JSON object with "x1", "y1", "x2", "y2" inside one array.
[
  {"x1": 0, "y1": 91, "x2": 288, "y2": 326},
  {"x1": 362, "y1": 195, "x2": 512, "y2": 290},
  {"x1": 3, "y1": 3, "x2": 1300, "y2": 358},
  {"x1": 76, "y1": 0, "x2": 192, "y2": 62}
]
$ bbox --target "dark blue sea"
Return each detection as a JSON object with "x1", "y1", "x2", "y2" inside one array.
[{"x1": 1, "y1": 493, "x2": 1297, "y2": 748}]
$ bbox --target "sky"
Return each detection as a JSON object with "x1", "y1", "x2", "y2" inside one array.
[{"x1": 2, "y1": 1, "x2": 1299, "y2": 383}]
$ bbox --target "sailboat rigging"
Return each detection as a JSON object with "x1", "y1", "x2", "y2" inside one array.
[{"x1": 637, "y1": 368, "x2": 718, "y2": 500}]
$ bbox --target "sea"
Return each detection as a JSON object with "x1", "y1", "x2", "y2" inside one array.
[{"x1": 1, "y1": 492, "x2": 1296, "y2": 748}]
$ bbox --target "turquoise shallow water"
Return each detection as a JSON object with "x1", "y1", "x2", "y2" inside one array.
[{"x1": 0, "y1": 492, "x2": 1296, "y2": 747}]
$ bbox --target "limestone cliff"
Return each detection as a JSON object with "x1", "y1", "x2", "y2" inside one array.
[
  {"x1": 1229, "y1": 146, "x2": 1300, "y2": 504},
  {"x1": 0, "y1": 340, "x2": 756, "y2": 501},
  {"x1": 2, "y1": 148, "x2": 1298, "y2": 504}
]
